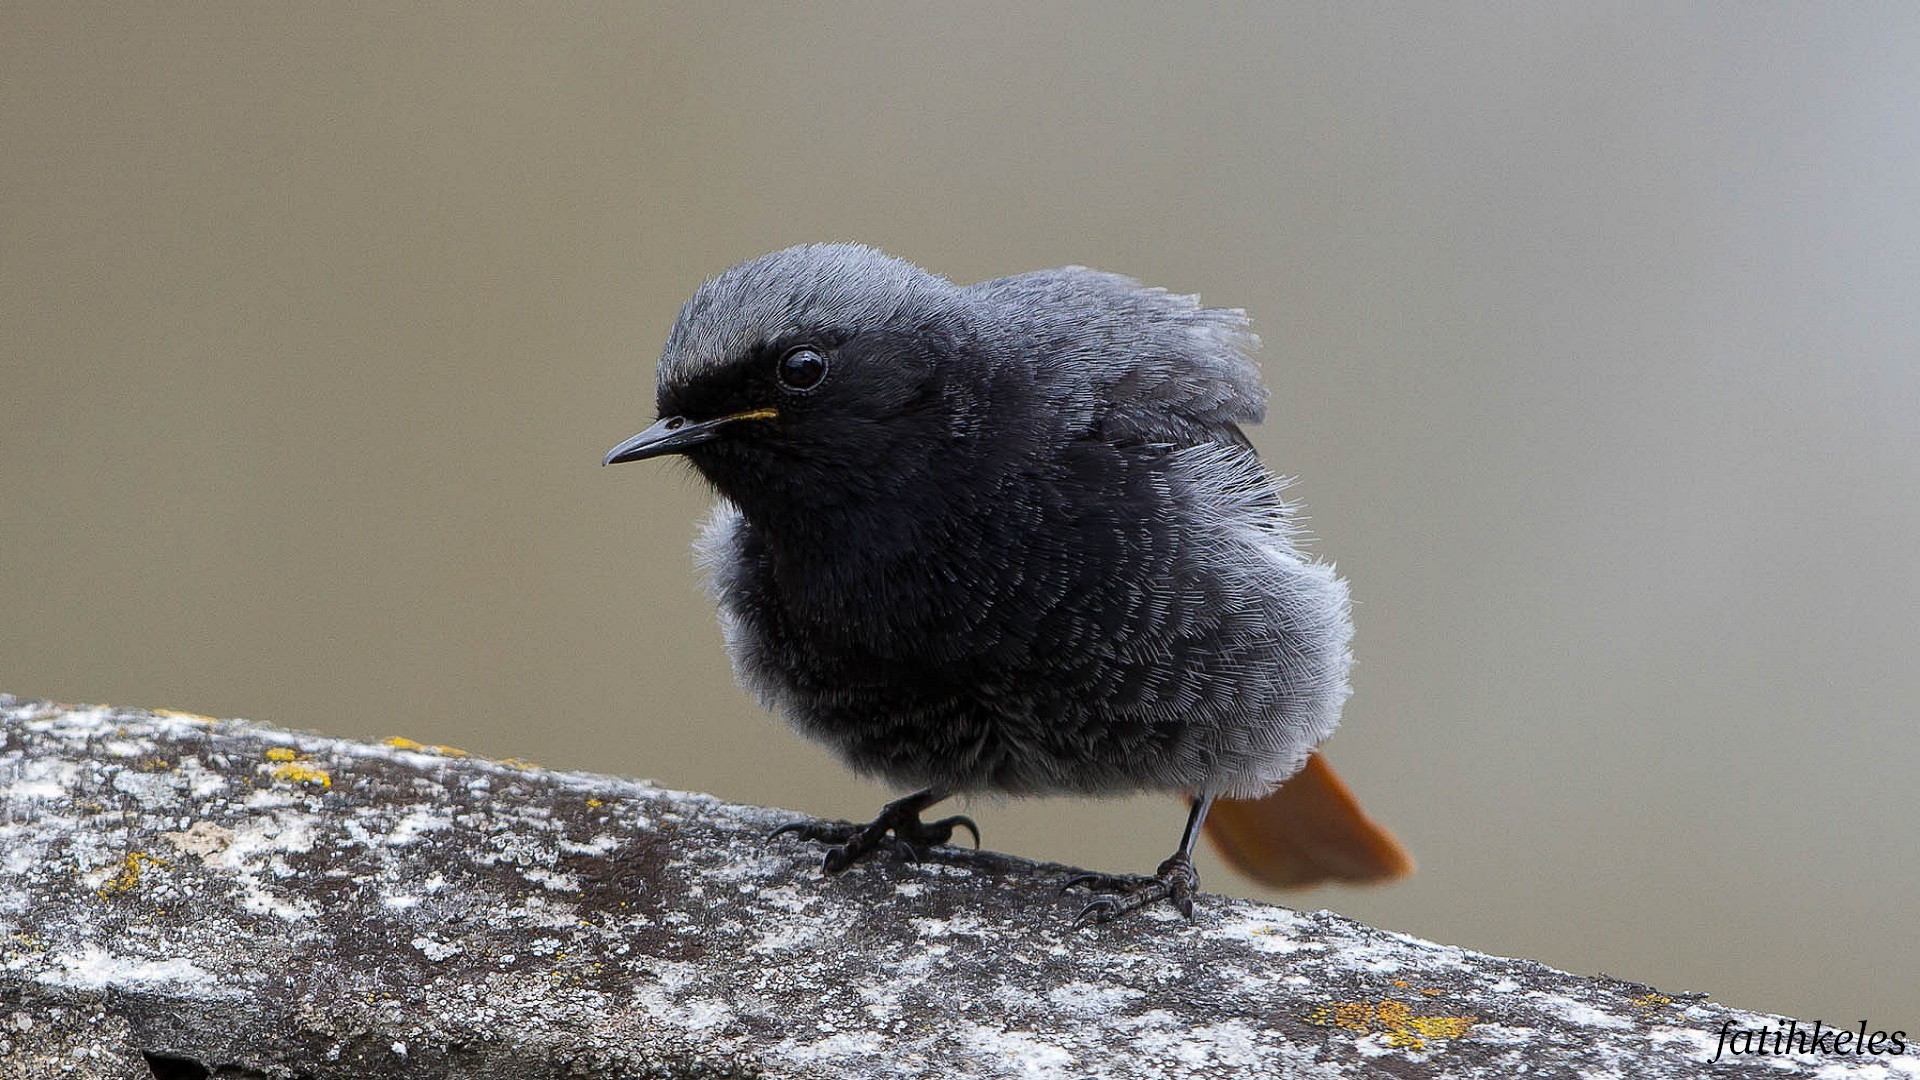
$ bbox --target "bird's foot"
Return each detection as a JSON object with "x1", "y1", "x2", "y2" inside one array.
[
  {"x1": 1061, "y1": 853, "x2": 1200, "y2": 927},
  {"x1": 768, "y1": 791, "x2": 978, "y2": 873}
]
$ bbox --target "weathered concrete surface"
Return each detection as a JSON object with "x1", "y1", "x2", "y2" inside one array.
[{"x1": 0, "y1": 697, "x2": 1907, "y2": 1079}]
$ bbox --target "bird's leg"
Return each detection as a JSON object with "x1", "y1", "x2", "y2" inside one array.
[
  {"x1": 768, "y1": 788, "x2": 979, "y2": 873},
  {"x1": 1062, "y1": 794, "x2": 1214, "y2": 927}
]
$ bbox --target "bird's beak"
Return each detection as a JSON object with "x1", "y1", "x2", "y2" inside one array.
[{"x1": 602, "y1": 408, "x2": 777, "y2": 465}]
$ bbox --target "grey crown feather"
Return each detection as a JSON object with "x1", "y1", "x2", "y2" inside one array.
[{"x1": 659, "y1": 243, "x2": 965, "y2": 391}]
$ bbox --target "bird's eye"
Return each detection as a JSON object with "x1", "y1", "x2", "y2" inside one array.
[{"x1": 776, "y1": 346, "x2": 829, "y2": 392}]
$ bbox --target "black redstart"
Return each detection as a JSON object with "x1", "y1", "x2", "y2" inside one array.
[{"x1": 605, "y1": 244, "x2": 1410, "y2": 925}]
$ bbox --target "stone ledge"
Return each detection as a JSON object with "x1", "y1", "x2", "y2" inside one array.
[{"x1": 0, "y1": 696, "x2": 1895, "y2": 1078}]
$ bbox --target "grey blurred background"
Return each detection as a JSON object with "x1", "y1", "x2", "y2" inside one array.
[{"x1": 4, "y1": 3, "x2": 1915, "y2": 1027}]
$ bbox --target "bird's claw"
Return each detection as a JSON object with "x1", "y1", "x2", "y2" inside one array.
[
  {"x1": 917, "y1": 814, "x2": 980, "y2": 849},
  {"x1": 1062, "y1": 854, "x2": 1200, "y2": 927},
  {"x1": 820, "y1": 841, "x2": 873, "y2": 873},
  {"x1": 768, "y1": 795, "x2": 978, "y2": 874},
  {"x1": 1070, "y1": 895, "x2": 1123, "y2": 930}
]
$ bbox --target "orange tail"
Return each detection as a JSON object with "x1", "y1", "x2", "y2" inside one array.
[{"x1": 1202, "y1": 752, "x2": 1414, "y2": 888}]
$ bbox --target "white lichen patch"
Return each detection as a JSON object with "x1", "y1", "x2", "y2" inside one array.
[
  {"x1": 28, "y1": 706, "x2": 115, "y2": 736},
  {"x1": 0, "y1": 845, "x2": 41, "y2": 893},
  {"x1": 752, "y1": 883, "x2": 822, "y2": 915},
  {"x1": 958, "y1": 1022, "x2": 1078, "y2": 1078},
  {"x1": 749, "y1": 916, "x2": 832, "y2": 955},
  {"x1": 1647, "y1": 1025, "x2": 1717, "y2": 1060},
  {"x1": 1335, "y1": 939, "x2": 1413, "y2": 975},
  {"x1": 0, "y1": 699, "x2": 56, "y2": 724},
  {"x1": 385, "y1": 808, "x2": 454, "y2": 846},
  {"x1": 1532, "y1": 991, "x2": 1633, "y2": 1031},
  {"x1": 913, "y1": 861, "x2": 982, "y2": 878},
  {"x1": 210, "y1": 811, "x2": 316, "y2": 863},
  {"x1": 472, "y1": 831, "x2": 561, "y2": 871},
  {"x1": 1046, "y1": 981, "x2": 1144, "y2": 1019},
  {"x1": 635, "y1": 980, "x2": 736, "y2": 1034},
  {"x1": 502, "y1": 894, "x2": 586, "y2": 930},
  {"x1": 109, "y1": 767, "x2": 183, "y2": 809},
  {"x1": 411, "y1": 935, "x2": 464, "y2": 962},
  {"x1": 909, "y1": 913, "x2": 993, "y2": 940},
  {"x1": 695, "y1": 842, "x2": 813, "y2": 886},
  {"x1": 778, "y1": 1030, "x2": 892, "y2": 1069},
  {"x1": 175, "y1": 756, "x2": 231, "y2": 799},
  {"x1": 556, "y1": 832, "x2": 620, "y2": 857},
  {"x1": 984, "y1": 980, "x2": 1049, "y2": 1019},
  {"x1": 188, "y1": 811, "x2": 322, "y2": 922},
  {"x1": 1468, "y1": 1022, "x2": 1543, "y2": 1046},
  {"x1": 1133, "y1": 1018, "x2": 1267, "y2": 1071},
  {"x1": 1214, "y1": 904, "x2": 1318, "y2": 954},
  {"x1": 240, "y1": 787, "x2": 301, "y2": 810},
  {"x1": 1, "y1": 757, "x2": 83, "y2": 803},
  {"x1": 519, "y1": 868, "x2": 580, "y2": 892},
  {"x1": 235, "y1": 885, "x2": 318, "y2": 922},
  {"x1": 33, "y1": 945, "x2": 222, "y2": 995},
  {"x1": 1208, "y1": 962, "x2": 1285, "y2": 997}
]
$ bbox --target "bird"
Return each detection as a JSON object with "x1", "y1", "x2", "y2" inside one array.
[{"x1": 604, "y1": 243, "x2": 1412, "y2": 925}]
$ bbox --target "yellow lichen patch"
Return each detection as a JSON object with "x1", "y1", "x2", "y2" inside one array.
[
  {"x1": 1630, "y1": 993, "x2": 1673, "y2": 1009},
  {"x1": 1310, "y1": 1000, "x2": 1377, "y2": 1033},
  {"x1": 382, "y1": 736, "x2": 469, "y2": 757},
  {"x1": 136, "y1": 756, "x2": 174, "y2": 772},
  {"x1": 269, "y1": 762, "x2": 332, "y2": 788},
  {"x1": 97, "y1": 851, "x2": 169, "y2": 899},
  {"x1": 1306, "y1": 999, "x2": 1475, "y2": 1051},
  {"x1": 155, "y1": 708, "x2": 219, "y2": 724},
  {"x1": 585, "y1": 797, "x2": 604, "y2": 809},
  {"x1": 500, "y1": 758, "x2": 542, "y2": 770},
  {"x1": 261, "y1": 746, "x2": 330, "y2": 787}
]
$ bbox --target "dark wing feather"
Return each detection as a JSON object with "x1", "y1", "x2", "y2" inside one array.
[{"x1": 967, "y1": 267, "x2": 1266, "y2": 453}]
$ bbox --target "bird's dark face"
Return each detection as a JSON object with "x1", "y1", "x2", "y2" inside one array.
[{"x1": 605, "y1": 245, "x2": 981, "y2": 523}]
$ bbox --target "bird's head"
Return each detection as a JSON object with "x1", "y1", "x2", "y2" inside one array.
[{"x1": 604, "y1": 244, "x2": 982, "y2": 522}]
